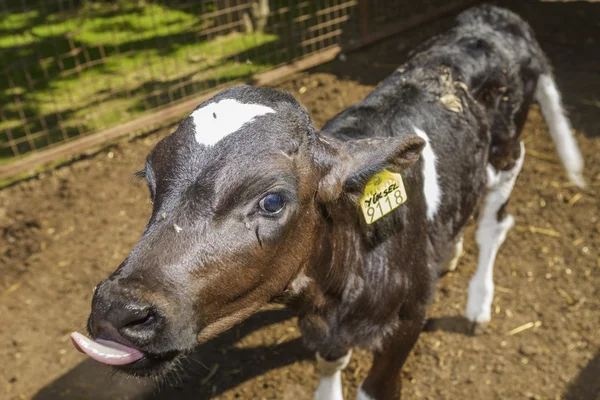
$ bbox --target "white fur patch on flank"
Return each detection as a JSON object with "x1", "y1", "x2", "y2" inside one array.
[
  {"x1": 191, "y1": 99, "x2": 274, "y2": 146},
  {"x1": 535, "y1": 73, "x2": 585, "y2": 188},
  {"x1": 413, "y1": 127, "x2": 441, "y2": 220}
]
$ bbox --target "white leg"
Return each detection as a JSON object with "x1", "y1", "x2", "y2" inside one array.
[
  {"x1": 444, "y1": 235, "x2": 464, "y2": 273},
  {"x1": 466, "y1": 142, "x2": 525, "y2": 325},
  {"x1": 356, "y1": 384, "x2": 375, "y2": 400},
  {"x1": 315, "y1": 350, "x2": 352, "y2": 400}
]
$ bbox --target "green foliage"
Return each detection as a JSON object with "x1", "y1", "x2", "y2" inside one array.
[{"x1": 0, "y1": 1, "x2": 278, "y2": 160}]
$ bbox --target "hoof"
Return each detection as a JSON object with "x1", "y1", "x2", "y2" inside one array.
[{"x1": 467, "y1": 320, "x2": 488, "y2": 336}]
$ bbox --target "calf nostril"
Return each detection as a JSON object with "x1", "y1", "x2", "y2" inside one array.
[
  {"x1": 117, "y1": 305, "x2": 163, "y2": 343},
  {"x1": 89, "y1": 296, "x2": 163, "y2": 343},
  {"x1": 123, "y1": 309, "x2": 155, "y2": 328},
  {"x1": 117, "y1": 305, "x2": 159, "y2": 330}
]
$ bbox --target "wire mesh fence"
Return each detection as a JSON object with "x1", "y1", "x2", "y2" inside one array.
[{"x1": 0, "y1": 0, "x2": 471, "y2": 169}]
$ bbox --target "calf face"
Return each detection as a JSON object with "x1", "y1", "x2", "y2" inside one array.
[{"x1": 74, "y1": 85, "x2": 424, "y2": 376}]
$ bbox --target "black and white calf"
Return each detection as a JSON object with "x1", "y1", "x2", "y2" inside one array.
[{"x1": 71, "y1": 5, "x2": 584, "y2": 400}]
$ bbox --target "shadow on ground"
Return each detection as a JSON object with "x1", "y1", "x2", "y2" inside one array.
[
  {"x1": 32, "y1": 308, "x2": 310, "y2": 400},
  {"x1": 565, "y1": 350, "x2": 600, "y2": 400}
]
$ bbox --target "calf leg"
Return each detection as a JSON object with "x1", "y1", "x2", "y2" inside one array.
[
  {"x1": 358, "y1": 318, "x2": 423, "y2": 400},
  {"x1": 465, "y1": 141, "x2": 525, "y2": 329},
  {"x1": 443, "y1": 235, "x2": 464, "y2": 273},
  {"x1": 315, "y1": 350, "x2": 352, "y2": 400}
]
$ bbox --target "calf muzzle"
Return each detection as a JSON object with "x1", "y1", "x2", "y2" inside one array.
[{"x1": 70, "y1": 277, "x2": 182, "y2": 376}]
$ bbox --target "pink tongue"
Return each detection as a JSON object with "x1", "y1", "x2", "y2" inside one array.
[{"x1": 70, "y1": 332, "x2": 144, "y2": 365}]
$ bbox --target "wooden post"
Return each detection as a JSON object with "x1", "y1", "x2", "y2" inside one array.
[{"x1": 359, "y1": 0, "x2": 369, "y2": 40}]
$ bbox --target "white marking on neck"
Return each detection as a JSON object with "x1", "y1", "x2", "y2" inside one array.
[
  {"x1": 191, "y1": 99, "x2": 274, "y2": 146},
  {"x1": 413, "y1": 127, "x2": 441, "y2": 220}
]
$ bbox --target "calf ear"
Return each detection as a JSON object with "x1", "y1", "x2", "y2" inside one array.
[{"x1": 317, "y1": 135, "x2": 425, "y2": 202}]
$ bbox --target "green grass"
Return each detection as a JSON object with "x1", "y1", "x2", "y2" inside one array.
[{"x1": 0, "y1": 1, "x2": 279, "y2": 160}]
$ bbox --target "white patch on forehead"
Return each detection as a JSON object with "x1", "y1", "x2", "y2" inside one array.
[
  {"x1": 191, "y1": 98, "x2": 275, "y2": 146},
  {"x1": 413, "y1": 126, "x2": 441, "y2": 220}
]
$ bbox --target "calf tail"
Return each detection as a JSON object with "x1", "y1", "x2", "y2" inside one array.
[{"x1": 534, "y1": 73, "x2": 585, "y2": 188}]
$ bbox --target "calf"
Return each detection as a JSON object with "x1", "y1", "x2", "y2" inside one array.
[{"x1": 71, "y1": 5, "x2": 584, "y2": 399}]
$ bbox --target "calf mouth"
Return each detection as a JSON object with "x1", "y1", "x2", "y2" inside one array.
[{"x1": 70, "y1": 332, "x2": 182, "y2": 377}]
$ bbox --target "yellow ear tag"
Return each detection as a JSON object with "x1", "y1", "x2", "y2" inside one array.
[{"x1": 360, "y1": 169, "x2": 408, "y2": 224}]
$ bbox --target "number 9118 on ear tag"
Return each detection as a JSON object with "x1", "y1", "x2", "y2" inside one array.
[{"x1": 360, "y1": 169, "x2": 408, "y2": 224}]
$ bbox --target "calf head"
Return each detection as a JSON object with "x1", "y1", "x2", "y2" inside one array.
[{"x1": 71, "y1": 85, "x2": 424, "y2": 376}]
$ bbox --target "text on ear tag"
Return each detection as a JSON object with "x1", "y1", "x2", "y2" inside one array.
[{"x1": 360, "y1": 169, "x2": 407, "y2": 224}]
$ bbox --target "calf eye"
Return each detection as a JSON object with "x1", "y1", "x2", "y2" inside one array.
[{"x1": 259, "y1": 193, "x2": 285, "y2": 214}]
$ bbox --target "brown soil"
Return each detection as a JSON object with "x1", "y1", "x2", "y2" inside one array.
[{"x1": 1, "y1": 1, "x2": 599, "y2": 399}]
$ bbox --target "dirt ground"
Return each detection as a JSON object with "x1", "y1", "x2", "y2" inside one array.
[{"x1": 1, "y1": 1, "x2": 599, "y2": 399}]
